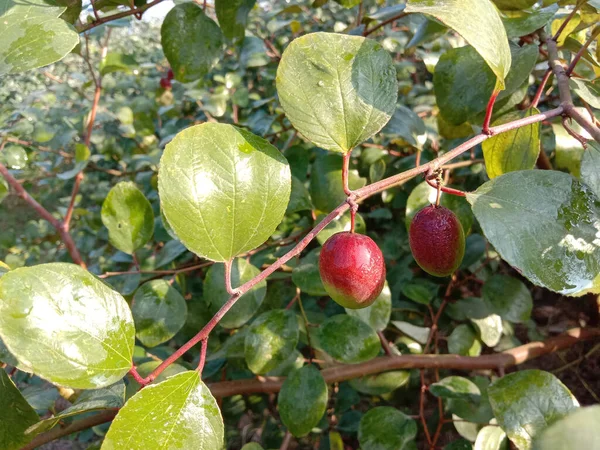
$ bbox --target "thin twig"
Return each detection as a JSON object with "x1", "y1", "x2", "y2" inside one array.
[
  {"x1": 567, "y1": 26, "x2": 600, "y2": 75},
  {"x1": 363, "y1": 12, "x2": 408, "y2": 36},
  {"x1": 77, "y1": 0, "x2": 166, "y2": 32}
]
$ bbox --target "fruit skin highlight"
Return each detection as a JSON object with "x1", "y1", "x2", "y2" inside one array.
[
  {"x1": 319, "y1": 232, "x2": 386, "y2": 309},
  {"x1": 409, "y1": 205, "x2": 465, "y2": 277}
]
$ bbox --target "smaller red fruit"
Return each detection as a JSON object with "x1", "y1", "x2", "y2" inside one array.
[
  {"x1": 409, "y1": 205, "x2": 465, "y2": 277},
  {"x1": 319, "y1": 232, "x2": 386, "y2": 309},
  {"x1": 167, "y1": 69, "x2": 174, "y2": 80},
  {"x1": 160, "y1": 77, "x2": 172, "y2": 89}
]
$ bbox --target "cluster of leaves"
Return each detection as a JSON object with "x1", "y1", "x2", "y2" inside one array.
[{"x1": 1, "y1": 0, "x2": 600, "y2": 449}]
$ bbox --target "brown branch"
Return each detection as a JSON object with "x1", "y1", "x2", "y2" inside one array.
[
  {"x1": 363, "y1": 12, "x2": 408, "y2": 36},
  {"x1": 77, "y1": 0, "x2": 166, "y2": 32}
]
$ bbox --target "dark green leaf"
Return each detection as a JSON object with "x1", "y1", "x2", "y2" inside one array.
[
  {"x1": 287, "y1": 176, "x2": 312, "y2": 214},
  {"x1": 240, "y1": 35, "x2": 269, "y2": 68},
  {"x1": 316, "y1": 212, "x2": 367, "y2": 244},
  {"x1": 570, "y1": 78, "x2": 600, "y2": 109},
  {"x1": 430, "y1": 376, "x2": 481, "y2": 402},
  {"x1": 161, "y1": 3, "x2": 224, "y2": 82},
  {"x1": 581, "y1": 141, "x2": 600, "y2": 198},
  {"x1": 0, "y1": 369, "x2": 39, "y2": 450},
  {"x1": 358, "y1": 406, "x2": 417, "y2": 450},
  {"x1": 102, "y1": 371, "x2": 223, "y2": 449},
  {"x1": 467, "y1": 170, "x2": 600, "y2": 296},
  {"x1": 100, "y1": 53, "x2": 137, "y2": 76},
  {"x1": 159, "y1": 123, "x2": 291, "y2": 262},
  {"x1": 205, "y1": 259, "x2": 266, "y2": 329},
  {"x1": 482, "y1": 275, "x2": 532, "y2": 323},
  {"x1": 291, "y1": 248, "x2": 327, "y2": 296},
  {"x1": 382, "y1": 105, "x2": 427, "y2": 148},
  {"x1": 502, "y1": 4, "x2": 559, "y2": 38},
  {"x1": 319, "y1": 315, "x2": 380, "y2": 364},
  {"x1": 278, "y1": 364, "x2": 328, "y2": 437},
  {"x1": 349, "y1": 370, "x2": 410, "y2": 396},
  {"x1": 0, "y1": 263, "x2": 134, "y2": 389},
  {"x1": 488, "y1": 370, "x2": 579, "y2": 450},
  {"x1": 448, "y1": 324, "x2": 481, "y2": 356},
  {"x1": 215, "y1": 0, "x2": 256, "y2": 43},
  {"x1": 277, "y1": 32, "x2": 397, "y2": 153}
]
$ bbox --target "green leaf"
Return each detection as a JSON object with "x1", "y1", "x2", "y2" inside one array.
[
  {"x1": 240, "y1": 35, "x2": 269, "y2": 68},
  {"x1": 551, "y1": 13, "x2": 581, "y2": 47},
  {"x1": 319, "y1": 315, "x2": 380, "y2": 364},
  {"x1": 382, "y1": 105, "x2": 427, "y2": 148},
  {"x1": 449, "y1": 377, "x2": 494, "y2": 425},
  {"x1": 276, "y1": 32, "x2": 397, "y2": 153},
  {"x1": 493, "y1": 0, "x2": 536, "y2": 10},
  {"x1": 0, "y1": 369, "x2": 39, "y2": 450},
  {"x1": 100, "y1": 53, "x2": 137, "y2": 76},
  {"x1": 358, "y1": 407, "x2": 417, "y2": 450},
  {"x1": 102, "y1": 371, "x2": 224, "y2": 450},
  {"x1": 101, "y1": 182, "x2": 154, "y2": 255},
  {"x1": 581, "y1": 141, "x2": 600, "y2": 198},
  {"x1": 1, "y1": 145, "x2": 28, "y2": 169},
  {"x1": 26, "y1": 382, "x2": 125, "y2": 436},
  {"x1": 159, "y1": 123, "x2": 291, "y2": 262},
  {"x1": 445, "y1": 439, "x2": 474, "y2": 450},
  {"x1": 278, "y1": 364, "x2": 328, "y2": 437},
  {"x1": 334, "y1": 0, "x2": 360, "y2": 7},
  {"x1": 215, "y1": 0, "x2": 256, "y2": 43},
  {"x1": 0, "y1": 263, "x2": 135, "y2": 389},
  {"x1": 132, "y1": 280, "x2": 187, "y2": 348},
  {"x1": 430, "y1": 376, "x2": 480, "y2": 402},
  {"x1": 434, "y1": 43, "x2": 537, "y2": 125},
  {"x1": 205, "y1": 259, "x2": 266, "y2": 329},
  {"x1": 482, "y1": 275, "x2": 532, "y2": 323},
  {"x1": 448, "y1": 324, "x2": 481, "y2": 356},
  {"x1": 467, "y1": 170, "x2": 600, "y2": 296},
  {"x1": 0, "y1": 178, "x2": 8, "y2": 205},
  {"x1": 471, "y1": 314, "x2": 502, "y2": 347},
  {"x1": 482, "y1": 108, "x2": 540, "y2": 179},
  {"x1": 245, "y1": 309, "x2": 299, "y2": 374},
  {"x1": 75, "y1": 143, "x2": 90, "y2": 163},
  {"x1": 571, "y1": 79, "x2": 600, "y2": 109},
  {"x1": 345, "y1": 281, "x2": 391, "y2": 332},
  {"x1": 310, "y1": 152, "x2": 366, "y2": 213},
  {"x1": 287, "y1": 176, "x2": 312, "y2": 214},
  {"x1": 474, "y1": 425, "x2": 507, "y2": 450},
  {"x1": 241, "y1": 444, "x2": 264, "y2": 450},
  {"x1": 401, "y1": 278, "x2": 439, "y2": 305},
  {"x1": 316, "y1": 212, "x2": 367, "y2": 244},
  {"x1": 0, "y1": 0, "x2": 79, "y2": 76},
  {"x1": 291, "y1": 248, "x2": 327, "y2": 296},
  {"x1": 391, "y1": 320, "x2": 430, "y2": 344},
  {"x1": 406, "y1": 0, "x2": 511, "y2": 88},
  {"x1": 532, "y1": 405, "x2": 600, "y2": 450},
  {"x1": 502, "y1": 4, "x2": 559, "y2": 38},
  {"x1": 349, "y1": 370, "x2": 410, "y2": 396},
  {"x1": 488, "y1": 370, "x2": 579, "y2": 450},
  {"x1": 161, "y1": 3, "x2": 224, "y2": 82}
]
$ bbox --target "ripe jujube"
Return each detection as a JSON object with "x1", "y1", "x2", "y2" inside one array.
[
  {"x1": 319, "y1": 232, "x2": 386, "y2": 309},
  {"x1": 409, "y1": 205, "x2": 465, "y2": 277}
]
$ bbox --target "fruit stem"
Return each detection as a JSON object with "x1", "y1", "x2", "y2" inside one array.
[
  {"x1": 342, "y1": 149, "x2": 358, "y2": 232},
  {"x1": 482, "y1": 88, "x2": 500, "y2": 135},
  {"x1": 426, "y1": 169, "x2": 467, "y2": 200},
  {"x1": 224, "y1": 258, "x2": 236, "y2": 295},
  {"x1": 196, "y1": 338, "x2": 208, "y2": 375}
]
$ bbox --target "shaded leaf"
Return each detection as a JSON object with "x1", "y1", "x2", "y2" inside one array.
[
  {"x1": 358, "y1": 406, "x2": 417, "y2": 450},
  {"x1": 532, "y1": 405, "x2": 600, "y2": 450},
  {"x1": 482, "y1": 275, "x2": 532, "y2": 323},
  {"x1": 215, "y1": 0, "x2": 256, "y2": 43},
  {"x1": 0, "y1": 369, "x2": 38, "y2": 450},
  {"x1": 581, "y1": 141, "x2": 600, "y2": 198},
  {"x1": 320, "y1": 315, "x2": 380, "y2": 363}
]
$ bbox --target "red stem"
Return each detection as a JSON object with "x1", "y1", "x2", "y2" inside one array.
[
  {"x1": 425, "y1": 177, "x2": 467, "y2": 198},
  {"x1": 566, "y1": 27, "x2": 600, "y2": 76},
  {"x1": 224, "y1": 258, "x2": 235, "y2": 295},
  {"x1": 197, "y1": 338, "x2": 208, "y2": 374},
  {"x1": 482, "y1": 89, "x2": 500, "y2": 135},
  {"x1": 532, "y1": 69, "x2": 552, "y2": 109}
]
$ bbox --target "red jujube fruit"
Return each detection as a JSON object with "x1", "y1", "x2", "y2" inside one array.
[
  {"x1": 409, "y1": 205, "x2": 465, "y2": 277},
  {"x1": 319, "y1": 232, "x2": 386, "y2": 309}
]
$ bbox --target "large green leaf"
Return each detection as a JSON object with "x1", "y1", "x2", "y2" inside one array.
[
  {"x1": 0, "y1": 263, "x2": 134, "y2": 389},
  {"x1": 205, "y1": 259, "x2": 266, "y2": 329},
  {"x1": 276, "y1": 32, "x2": 397, "y2": 153},
  {"x1": 159, "y1": 123, "x2": 291, "y2": 262},
  {"x1": 131, "y1": 280, "x2": 187, "y2": 348},
  {"x1": 502, "y1": 4, "x2": 559, "y2": 38},
  {"x1": 467, "y1": 171, "x2": 600, "y2": 296},
  {"x1": 581, "y1": 141, "x2": 600, "y2": 198},
  {"x1": 102, "y1": 371, "x2": 223, "y2": 450},
  {"x1": 215, "y1": 0, "x2": 256, "y2": 43},
  {"x1": 0, "y1": 0, "x2": 79, "y2": 76},
  {"x1": 488, "y1": 370, "x2": 579, "y2": 450},
  {"x1": 532, "y1": 405, "x2": 600, "y2": 450},
  {"x1": 482, "y1": 108, "x2": 540, "y2": 179},
  {"x1": 345, "y1": 281, "x2": 391, "y2": 332},
  {"x1": 406, "y1": 0, "x2": 511, "y2": 88},
  {"x1": 244, "y1": 309, "x2": 299, "y2": 374},
  {"x1": 101, "y1": 182, "x2": 154, "y2": 255},
  {"x1": 358, "y1": 407, "x2": 417, "y2": 450},
  {"x1": 434, "y1": 44, "x2": 536, "y2": 125},
  {"x1": 278, "y1": 364, "x2": 328, "y2": 437},
  {"x1": 319, "y1": 315, "x2": 380, "y2": 364},
  {"x1": 0, "y1": 369, "x2": 39, "y2": 450},
  {"x1": 482, "y1": 275, "x2": 532, "y2": 323},
  {"x1": 26, "y1": 382, "x2": 125, "y2": 436},
  {"x1": 161, "y1": 3, "x2": 224, "y2": 82},
  {"x1": 349, "y1": 370, "x2": 410, "y2": 396}
]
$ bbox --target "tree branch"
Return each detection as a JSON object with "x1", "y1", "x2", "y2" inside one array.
[{"x1": 77, "y1": 0, "x2": 166, "y2": 33}]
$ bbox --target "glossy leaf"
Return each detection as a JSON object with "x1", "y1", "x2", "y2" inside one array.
[
  {"x1": 278, "y1": 364, "x2": 328, "y2": 437},
  {"x1": 532, "y1": 405, "x2": 600, "y2": 450},
  {"x1": 101, "y1": 182, "x2": 154, "y2": 255},
  {"x1": 349, "y1": 370, "x2": 410, "y2": 396},
  {"x1": 488, "y1": 370, "x2": 579, "y2": 450},
  {"x1": 467, "y1": 170, "x2": 600, "y2": 296},
  {"x1": 358, "y1": 406, "x2": 417, "y2": 450},
  {"x1": 471, "y1": 314, "x2": 502, "y2": 347},
  {"x1": 276, "y1": 32, "x2": 397, "y2": 153},
  {"x1": 0, "y1": 369, "x2": 39, "y2": 450},
  {"x1": 131, "y1": 280, "x2": 187, "y2": 348},
  {"x1": 159, "y1": 123, "x2": 291, "y2": 262},
  {"x1": 474, "y1": 425, "x2": 507, "y2": 450},
  {"x1": 430, "y1": 376, "x2": 481, "y2": 402},
  {"x1": 448, "y1": 324, "x2": 481, "y2": 356},
  {"x1": 391, "y1": 320, "x2": 430, "y2": 344},
  {"x1": 1, "y1": 145, "x2": 28, "y2": 169},
  {"x1": 319, "y1": 315, "x2": 380, "y2": 364},
  {"x1": 102, "y1": 371, "x2": 224, "y2": 450},
  {"x1": 161, "y1": 3, "x2": 224, "y2": 82},
  {"x1": 0, "y1": 0, "x2": 79, "y2": 76},
  {"x1": 345, "y1": 281, "x2": 391, "y2": 332},
  {"x1": 205, "y1": 259, "x2": 266, "y2": 329},
  {"x1": 448, "y1": 377, "x2": 494, "y2": 425},
  {"x1": 26, "y1": 382, "x2": 125, "y2": 435},
  {"x1": 581, "y1": 141, "x2": 600, "y2": 198},
  {"x1": 215, "y1": 0, "x2": 256, "y2": 43},
  {"x1": 245, "y1": 310, "x2": 299, "y2": 374},
  {"x1": 482, "y1": 275, "x2": 532, "y2": 323},
  {"x1": 482, "y1": 108, "x2": 540, "y2": 179},
  {"x1": 291, "y1": 248, "x2": 327, "y2": 296},
  {"x1": 406, "y1": 0, "x2": 511, "y2": 88},
  {"x1": 0, "y1": 263, "x2": 134, "y2": 389},
  {"x1": 502, "y1": 4, "x2": 559, "y2": 38}
]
